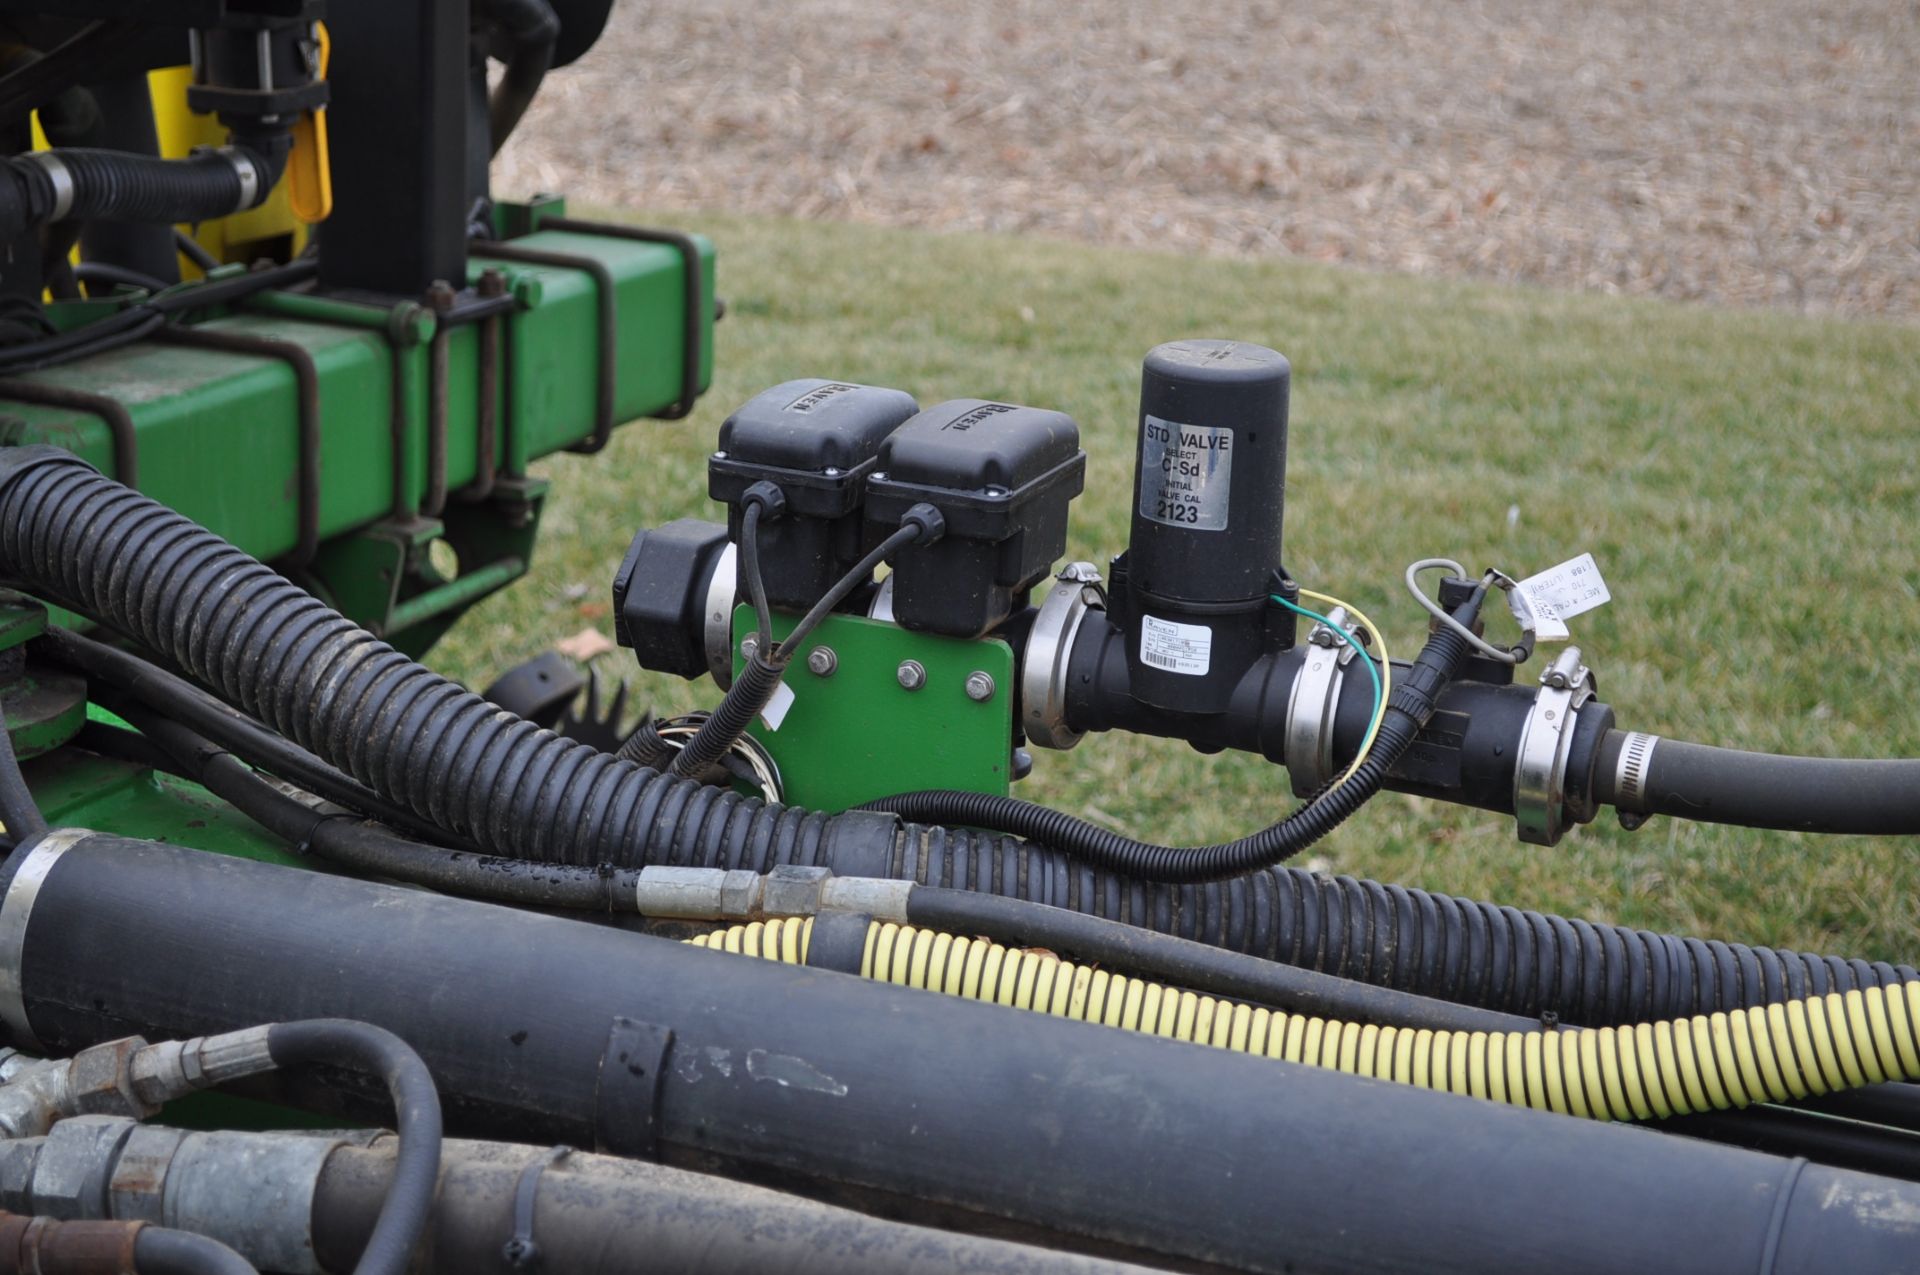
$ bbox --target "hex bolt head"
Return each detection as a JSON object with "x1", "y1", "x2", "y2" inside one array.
[
  {"x1": 896, "y1": 660, "x2": 926, "y2": 691},
  {"x1": 806, "y1": 646, "x2": 838, "y2": 677},
  {"x1": 740, "y1": 636, "x2": 759, "y2": 661},
  {"x1": 964, "y1": 670, "x2": 996, "y2": 702}
]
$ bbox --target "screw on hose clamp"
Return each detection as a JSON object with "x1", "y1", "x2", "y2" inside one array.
[{"x1": 1512, "y1": 647, "x2": 1596, "y2": 846}]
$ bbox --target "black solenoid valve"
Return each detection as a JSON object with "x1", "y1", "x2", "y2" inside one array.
[
  {"x1": 865, "y1": 399, "x2": 1085, "y2": 639},
  {"x1": 708, "y1": 379, "x2": 919, "y2": 612}
]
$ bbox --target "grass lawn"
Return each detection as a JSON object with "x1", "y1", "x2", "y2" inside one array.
[{"x1": 438, "y1": 210, "x2": 1920, "y2": 964}]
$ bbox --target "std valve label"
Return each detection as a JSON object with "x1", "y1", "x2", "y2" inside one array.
[{"x1": 1139, "y1": 415, "x2": 1233, "y2": 531}]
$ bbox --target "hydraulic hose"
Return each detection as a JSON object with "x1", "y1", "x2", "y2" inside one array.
[
  {"x1": 131, "y1": 1228, "x2": 260, "y2": 1275},
  {"x1": 14, "y1": 832, "x2": 1920, "y2": 1275},
  {"x1": 0, "y1": 147, "x2": 282, "y2": 242},
  {"x1": 264, "y1": 1021, "x2": 439, "y2": 1275},
  {"x1": 695, "y1": 916, "x2": 1920, "y2": 1125},
  {"x1": 0, "y1": 450, "x2": 1910, "y2": 1029},
  {"x1": 121, "y1": 709, "x2": 641, "y2": 912},
  {"x1": 0, "y1": 708, "x2": 45, "y2": 844},
  {"x1": 862, "y1": 588, "x2": 1479, "y2": 883},
  {"x1": 478, "y1": 0, "x2": 561, "y2": 155},
  {"x1": 44, "y1": 629, "x2": 477, "y2": 851},
  {"x1": 1602, "y1": 731, "x2": 1920, "y2": 835}
]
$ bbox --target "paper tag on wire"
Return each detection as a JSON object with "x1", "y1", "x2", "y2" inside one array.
[
  {"x1": 1516, "y1": 553, "x2": 1611, "y2": 642},
  {"x1": 759, "y1": 680, "x2": 796, "y2": 731}
]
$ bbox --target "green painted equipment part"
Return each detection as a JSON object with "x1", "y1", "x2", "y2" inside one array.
[{"x1": 732, "y1": 606, "x2": 1014, "y2": 812}]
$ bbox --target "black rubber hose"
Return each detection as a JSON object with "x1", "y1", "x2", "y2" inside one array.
[
  {"x1": 906, "y1": 886, "x2": 1535, "y2": 1034},
  {"x1": 266, "y1": 1020, "x2": 440, "y2": 1275},
  {"x1": 74, "y1": 260, "x2": 170, "y2": 295},
  {"x1": 884, "y1": 821, "x2": 1919, "y2": 1026},
  {"x1": 479, "y1": 0, "x2": 561, "y2": 155},
  {"x1": 1602, "y1": 732, "x2": 1920, "y2": 834},
  {"x1": 864, "y1": 593, "x2": 1476, "y2": 883},
  {"x1": 0, "y1": 706, "x2": 45, "y2": 843},
  {"x1": 41, "y1": 628, "x2": 477, "y2": 851},
  {"x1": 1, "y1": 451, "x2": 1909, "y2": 1029},
  {"x1": 133, "y1": 1226, "x2": 261, "y2": 1275},
  {"x1": 125, "y1": 708, "x2": 640, "y2": 912}
]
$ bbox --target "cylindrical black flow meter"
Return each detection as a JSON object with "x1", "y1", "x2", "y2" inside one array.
[{"x1": 1121, "y1": 339, "x2": 1291, "y2": 713}]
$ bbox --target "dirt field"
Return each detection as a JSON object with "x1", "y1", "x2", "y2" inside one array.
[{"x1": 498, "y1": 0, "x2": 1919, "y2": 320}]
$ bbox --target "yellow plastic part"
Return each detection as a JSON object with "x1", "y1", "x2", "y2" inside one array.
[
  {"x1": 688, "y1": 917, "x2": 1920, "y2": 1124},
  {"x1": 286, "y1": 21, "x2": 332, "y2": 223},
  {"x1": 148, "y1": 67, "x2": 311, "y2": 270}
]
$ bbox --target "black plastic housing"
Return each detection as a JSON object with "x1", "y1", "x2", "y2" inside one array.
[
  {"x1": 611, "y1": 517, "x2": 729, "y2": 679},
  {"x1": 708, "y1": 379, "x2": 919, "y2": 612},
  {"x1": 1123, "y1": 339, "x2": 1292, "y2": 714},
  {"x1": 865, "y1": 399, "x2": 1086, "y2": 638}
]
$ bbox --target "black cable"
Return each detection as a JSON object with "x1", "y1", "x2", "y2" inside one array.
[
  {"x1": 133, "y1": 1226, "x2": 261, "y2": 1275},
  {"x1": 75, "y1": 260, "x2": 170, "y2": 295},
  {"x1": 265, "y1": 1020, "x2": 441, "y2": 1275},
  {"x1": 0, "y1": 705, "x2": 45, "y2": 843},
  {"x1": 40, "y1": 627, "x2": 475, "y2": 850},
  {"x1": 863, "y1": 586, "x2": 1484, "y2": 883},
  {"x1": 906, "y1": 886, "x2": 1535, "y2": 1034},
  {"x1": 125, "y1": 707, "x2": 640, "y2": 912},
  {"x1": 1601, "y1": 732, "x2": 1920, "y2": 835},
  {"x1": 669, "y1": 520, "x2": 925, "y2": 781},
  {"x1": 738, "y1": 500, "x2": 772, "y2": 649},
  {"x1": 174, "y1": 229, "x2": 219, "y2": 272}
]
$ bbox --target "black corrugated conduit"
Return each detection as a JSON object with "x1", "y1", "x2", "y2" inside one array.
[
  {"x1": 0, "y1": 447, "x2": 1910, "y2": 1028},
  {"x1": 0, "y1": 146, "x2": 281, "y2": 242}
]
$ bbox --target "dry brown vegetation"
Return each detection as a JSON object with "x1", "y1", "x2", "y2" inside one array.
[{"x1": 499, "y1": 0, "x2": 1920, "y2": 319}]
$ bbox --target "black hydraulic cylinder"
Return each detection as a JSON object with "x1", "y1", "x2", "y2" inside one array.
[
  {"x1": 1123, "y1": 339, "x2": 1290, "y2": 713},
  {"x1": 8, "y1": 832, "x2": 1920, "y2": 1275}
]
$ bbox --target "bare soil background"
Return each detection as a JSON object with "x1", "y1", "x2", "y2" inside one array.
[{"x1": 498, "y1": 0, "x2": 1919, "y2": 320}]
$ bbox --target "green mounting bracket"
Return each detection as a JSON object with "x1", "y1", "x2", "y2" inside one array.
[
  {"x1": 0, "y1": 592, "x2": 86, "y2": 761},
  {"x1": 733, "y1": 606, "x2": 1014, "y2": 812}
]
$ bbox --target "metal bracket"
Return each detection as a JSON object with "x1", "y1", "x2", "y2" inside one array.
[
  {"x1": 1283, "y1": 607, "x2": 1361, "y2": 796},
  {"x1": 1020, "y1": 562, "x2": 1105, "y2": 751},
  {"x1": 1512, "y1": 646, "x2": 1596, "y2": 846},
  {"x1": 592, "y1": 1018, "x2": 673, "y2": 1160}
]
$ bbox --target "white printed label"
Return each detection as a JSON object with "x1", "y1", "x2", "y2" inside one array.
[
  {"x1": 1140, "y1": 615, "x2": 1212, "y2": 676},
  {"x1": 1139, "y1": 416, "x2": 1233, "y2": 531},
  {"x1": 759, "y1": 680, "x2": 797, "y2": 731},
  {"x1": 1517, "y1": 553, "x2": 1611, "y2": 642}
]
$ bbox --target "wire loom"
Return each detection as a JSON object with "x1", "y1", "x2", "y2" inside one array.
[{"x1": 692, "y1": 917, "x2": 1920, "y2": 1124}]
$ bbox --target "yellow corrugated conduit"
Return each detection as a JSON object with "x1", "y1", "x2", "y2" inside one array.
[{"x1": 689, "y1": 916, "x2": 1920, "y2": 1123}]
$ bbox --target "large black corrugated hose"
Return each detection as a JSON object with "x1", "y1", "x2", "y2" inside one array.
[{"x1": 0, "y1": 448, "x2": 1909, "y2": 1029}]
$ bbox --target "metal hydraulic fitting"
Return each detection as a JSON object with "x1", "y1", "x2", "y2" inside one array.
[
  {"x1": 634, "y1": 864, "x2": 911, "y2": 923},
  {"x1": 0, "y1": 1027, "x2": 276, "y2": 1139}
]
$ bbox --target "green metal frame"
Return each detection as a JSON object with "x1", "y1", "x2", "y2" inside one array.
[
  {"x1": 0, "y1": 203, "x2": 716, "y2": 650},
  {"x1": 732, "y1": 606, "x2": 1015, "y2": 812}
]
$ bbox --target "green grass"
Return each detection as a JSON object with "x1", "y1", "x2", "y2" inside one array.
[{"x1": 437, "y1": 209, "x2": 1920, "y2": 964}]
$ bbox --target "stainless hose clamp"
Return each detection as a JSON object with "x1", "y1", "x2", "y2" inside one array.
[
  {"x1": 24, "y1": 154, "x2": 74, "y2": 222},
  {"x1": 1513, "y1": 648, "x2": 1595, "y2": 846},
  {"x1": 701, "y1": 542, "x2": 739, "y2": 689},
  {"x1": 1021, "y1": 563, "x2": 1105, "y2": 751},
  {"x1": 0, "y1": 829, "x2": 92, "y2": 1052},
  {"x1": 1284, "y1": 607, "x2": 1361, "y2": 796}
]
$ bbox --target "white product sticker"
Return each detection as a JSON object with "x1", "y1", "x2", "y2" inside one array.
[
  {"x1": 1516, "y1": 553, "x2": 1611, "y2": 642},
  {"x1": 759, "y1": 680, "x2": 797, "y2": 731},
  {"x1": 1138, "y1": 416, "x2": 1234, "y2": 531},
  {"x1": 1140, "y1": 615, "x2": 1212, "y2": 676}
]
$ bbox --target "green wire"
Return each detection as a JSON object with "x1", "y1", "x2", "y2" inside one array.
[{"x1": 1271, "y1": 593, "x2": 1383, "y2": 778}]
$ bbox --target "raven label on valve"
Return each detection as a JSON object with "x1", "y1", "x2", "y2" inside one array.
[{"x1": 1139, "y1": 415, "x2": 1233, "y2": 531}]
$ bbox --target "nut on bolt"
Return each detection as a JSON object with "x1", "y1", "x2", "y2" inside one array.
[
  {"x1": 806, "y1": 646, "x2": 838, "y2": 677},
  {"x1": 964, "y1": 671, "x2": 996, "y2": 702},
  {"x1": 896, "y1": 660, "x2": 926, "y2": 691},
  {"x1": 67, "y1": 1039, "x2": 158, "y2": 1120}
]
